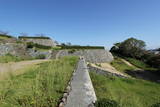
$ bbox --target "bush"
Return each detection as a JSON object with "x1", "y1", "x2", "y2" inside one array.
[
  {"x1": 95, "y1": 98, "x2": 119, "y2": 107},
  {"x1": 35, "y1": 54, "x2": 46, "y2": 59},
  {"x1": 26, "y1": 42, "x2": 52, "y2": 49},
  {"x1": 68, "y1": 49, "x2": 76, "y2": 53},
  {"x1": 147, "y1": 54, "x2": 160, "y2": 69},
  {"x1": 151, "y1": 103, "x2": 160, "y2": 107}
]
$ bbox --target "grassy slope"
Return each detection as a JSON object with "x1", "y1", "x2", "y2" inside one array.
[
  {"x1": 124, "y1": 57, "x2": 157, "y2": 71},
  {"x1": 0, "y1": 56, "x2": 78, "y2": 107},
  {"x1": 90, "y1": 72, "x2": 160, "y2": 107},
  {"x1": 111, "y1": 57, "x2": 136, "y2": 73}
]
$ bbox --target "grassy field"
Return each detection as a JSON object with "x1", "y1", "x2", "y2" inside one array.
[
  {"x1": 90, "y1": 72, "x2": 160, "y2": 107},
  {"x1": 0, "y1": 56, "x2": 78, "y2": 107}
]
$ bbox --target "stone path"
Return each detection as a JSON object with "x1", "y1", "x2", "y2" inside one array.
[{"x1": 65, "y1": 58, "x2": 97, "y2": 107}]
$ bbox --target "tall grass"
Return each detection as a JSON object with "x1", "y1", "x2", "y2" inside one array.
[
  {"x1": 0, "y1": 56, "x2": 78, "y2": 107},
  {"x1": 90, "y1": 72, "x2": 160, "y2": 107}
]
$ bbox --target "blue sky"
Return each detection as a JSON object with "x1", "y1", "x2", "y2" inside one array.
[{"x1": 0, "y1": 0, "x2": 160, "y2": 49}]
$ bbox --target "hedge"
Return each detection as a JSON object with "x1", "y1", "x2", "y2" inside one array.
[
  {"x1": 58, "y1": 45, "x2": 104, "y2": 49},
  {"x1": 27, "y1": 42, "x2": 52, "y2": 49},
  {"x1": 0, "y1": 34, "x2": 13, "y2": 38},
  {"x1": 19, "y1": 36, "x2": 50, "y2": 39}
]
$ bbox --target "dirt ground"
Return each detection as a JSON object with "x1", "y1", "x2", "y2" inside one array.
[{"x1": 0, "y1": 59, "x2": 50, "y2": 73}]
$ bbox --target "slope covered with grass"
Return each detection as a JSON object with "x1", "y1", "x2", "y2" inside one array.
[
  {"x1": 111, "y1": 57, "x2": 136, "y2": 73},
  {"x1": 0, "y1": 56, "x2": 78, "y2": 107},
  {"x1": 90, "y1": 72, "x2": 160, "y2": 107},
  {"x1": 124, "y1": 57, "x2": 157, "y2": 71}
]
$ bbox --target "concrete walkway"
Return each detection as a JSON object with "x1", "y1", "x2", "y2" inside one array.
[{"x1": 65, "y1": 58, "x2": 97, "y2": 107}]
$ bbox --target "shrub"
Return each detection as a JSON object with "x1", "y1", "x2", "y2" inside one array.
[
  {"x1": 95, "y1": 98, "x2": 119, "y2": 107},
  {"x1": 26, "y1": 42, "x2": 52, "y2": 49},
  {"x1": 35, "y1": 54, "x2": 46, "y2": 59},
  {"x1": 68, "y1": 49, "x2": 76, "y2": 53},
  {"x1": 151, "y1": 103, "x2": 160, "y2": 107}
]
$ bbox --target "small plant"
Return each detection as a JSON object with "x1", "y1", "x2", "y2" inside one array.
[
  {"x1": 95, "y1": 63, "x2": 101, "y2": 67},
  {"x1": 68, "y1": 49, "x2": 76, "y2": 54},
  {"x1": 95, "y1": 98, "x2": 119, "y2": 107}
]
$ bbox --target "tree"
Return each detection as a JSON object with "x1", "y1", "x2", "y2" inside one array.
[
  {"x1": 61, "y1": 43, "x2": 66, "y2": 46},
  {"x1": 66, "y1": 42, "x2": 72, "y2": 46},
  {"x1": 119, "y1": 37, "x2": 146, "y2": 58},
  {"x1": 110, "y1": 37, "x2": 146, "y2": 59},
  {"x1": 147, "y1": 54, "x2": 160, "y2": 69},
  {"x1": 110, "y1": 42, "x2": 121, "y2": 53}
]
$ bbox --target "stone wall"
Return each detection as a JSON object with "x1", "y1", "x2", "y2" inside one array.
[
  {"x1": 56, "y1": 49, "x2": 114, "y2": 63},
  {"x1": 0, "y1": 38, "x2": 17, "y2": 44},
  {"x1": 0, "y1": 43, "x2": 29, "y2": 57},
  {"x1": 19, "y1": 38, "x2": 58, "y2": 47},
  {"x1": 27, "y1": 49, "x2": 52, "y2": 59},
  {"x1": 88, "y1": 65, "x2": 128, "y2": 78}
]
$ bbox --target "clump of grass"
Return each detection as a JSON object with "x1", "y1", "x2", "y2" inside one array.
[
  {"x1": 90, "y1": 72, "x2": 160, "y2": 107},
  {"x1": 0, "y1": 56, "x2": 79, "y2": 107}
]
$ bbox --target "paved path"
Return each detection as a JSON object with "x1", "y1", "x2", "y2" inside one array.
[{"x1": 65, "y1": 58, "x2": 97, "y2": 107}]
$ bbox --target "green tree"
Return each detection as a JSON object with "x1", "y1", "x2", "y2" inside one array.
[
  {"x1": 120, "y1": 37, "x2": 146, "y2": 58},
  {"x1": 111, "y1": 37, "x2": 146, "y2": 58}
]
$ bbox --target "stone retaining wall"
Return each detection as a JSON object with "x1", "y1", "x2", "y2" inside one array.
[
  {"x1": 56, "y1": 49, "x2": 114, "y2": 63},
  {"x1": 20, "y1": 38, "x2": 58, "y2": 46},
  {"x1": 0, "y1": 43, "x2": 29, "y2": 57},
  {"x1": 88, "y1": 65, "x2": 128, "y2": 78}
]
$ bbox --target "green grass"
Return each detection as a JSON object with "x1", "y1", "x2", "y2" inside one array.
[
  {"x1": 0, "y1": 56, "x2": 79, "y2": 107},
  {"x1": 125, "y1": 57, "x2": 157, "y2": 71},
  {"x1": 111, "y1": 57, "x2": 136, "y2": 73},
  {"x1": 52, "y1": 46, "x2": 62, "y2": 50},
  {"x1": 0, "y1": 54, "x2": 22, "y2": 63},
  {"x1": 90, "y1": 72, "x2": 160, "y2": 107}
]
